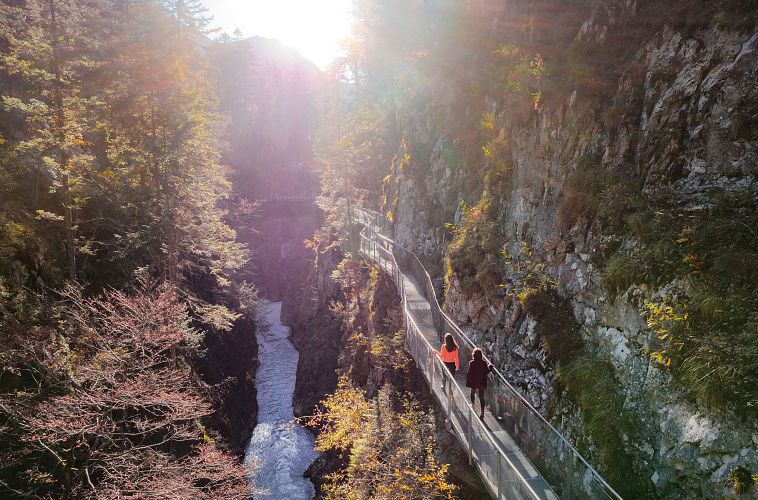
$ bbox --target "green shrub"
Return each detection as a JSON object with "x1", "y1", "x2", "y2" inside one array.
[
  {"x1": 500, "y1": 241, "x2": 555, "y2": 303},
  {"x1": 558, "y1": 354, "x2": 653, "y2": 498},
  {"x1": 601, "y1": 251, "x2": 643, "y2": 297},
  {"x1": 670, "y1": 284, "x2": 758, "y2": 411},
  {"x1": 558, "y1": 158, "x2": 648, "y2": 234},
  {"x1": 557, "y1": 155, "x2": 612, "y2": 230},
  {"x1": 523, "y1": 288, "x2": 583, "y2": 365},
  {"x1": 628, "y1": 191, "x2": 758, "y2": 413},
  {"x1": 596, "y1": 172, "x2": 644, "y2": 232},
  {"x1": 445, "y1": 197, "x2": 501, "y2": 293}
]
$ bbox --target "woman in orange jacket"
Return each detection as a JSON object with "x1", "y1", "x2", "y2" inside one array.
[{"x1": 438, "y1": 333, "x2": 459, "y2": 391}]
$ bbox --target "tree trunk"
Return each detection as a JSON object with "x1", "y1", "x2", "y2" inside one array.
[
  {"x1": 31, "y1": 168, "x2": 40, "y2": 208},
  {"x1": 49, "y1": 0, "x2": 76, "y2": 280},
  {"x1": 62, "y1": 172, "x2": 76, "y2": 280},
  {"x1": 167, "y1": 224, "x2": 178, "y2": 285}
]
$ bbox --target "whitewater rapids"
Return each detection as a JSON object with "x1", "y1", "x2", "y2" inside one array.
[{"x1": 245, "y1": 301, "x2": 318, "y2": 499}]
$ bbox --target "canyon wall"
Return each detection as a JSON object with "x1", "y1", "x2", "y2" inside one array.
[
  {"x1": 380, "y1": 3, "x2": 757, "y2": 497},
  {"x1": 195, "y1": 316, "x2": 259, "y2": 455}
]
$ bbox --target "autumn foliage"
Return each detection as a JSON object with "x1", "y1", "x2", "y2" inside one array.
[
  {"x1": 308, "y1": 380, "x2": 456, "y2": 500},
  {"x1": 0, "y1": 1, "x2": 257, "y2": 495},
  {"x1": 0, "y1": 283, "x2": 247, "y2": 498},
  {"x1": 304, "y1": 254, "x2": 456, "y2": 499}
]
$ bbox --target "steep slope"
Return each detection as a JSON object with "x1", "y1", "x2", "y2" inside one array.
[
  {"x1": 351, "y1": 1, "x2": 756, "y2": 497},
  {"x1": 280, "y1": 226, "x2": 489, "y2": 498}
]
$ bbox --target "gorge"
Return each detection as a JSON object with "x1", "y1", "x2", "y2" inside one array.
[
  {"x1": 245, "y1": 301, "x2": 318, "y2": 499},
  {"x1": 0, "y1": 0, "x2": 755, "y2": 498}
]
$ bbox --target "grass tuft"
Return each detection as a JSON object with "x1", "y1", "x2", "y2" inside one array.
[{"x1": 558, "y1": 353, "x2": 653, "y2": 498}]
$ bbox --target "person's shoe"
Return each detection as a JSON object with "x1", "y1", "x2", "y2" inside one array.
[{"x1": 479, "y1": 412, "x2": 485, "y2": 419}]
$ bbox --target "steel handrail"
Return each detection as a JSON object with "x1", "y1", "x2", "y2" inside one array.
[
  {"x1": 358, "y1": 229, "x2": 540, "y2": 499},
  {"x1": 353, "y1": 206, "x2": 622, "y2": 500},
  {"x1": 402, "y1": 299, "x2": 541, "y2": 500}
]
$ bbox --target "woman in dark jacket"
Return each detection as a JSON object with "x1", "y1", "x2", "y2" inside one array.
[{"x1": 466, "y1": 348, "x2": 493, "y2": 419}]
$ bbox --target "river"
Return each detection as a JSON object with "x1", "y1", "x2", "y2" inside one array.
[{"x1": 245, "y1": 301, "x2": 319, "y2": 499}]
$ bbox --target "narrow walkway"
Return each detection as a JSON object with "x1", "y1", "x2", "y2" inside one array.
[
  {"x1": 404, "y1": 273, "x2": 557, "y2": 500},
  {"x1": 356, "y1": 207, "x2": 622, "y2": 500},
  {"x1": 367, "y1": 238, "x2": 556, "y2": 500}
]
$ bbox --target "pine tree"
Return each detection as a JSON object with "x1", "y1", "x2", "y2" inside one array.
[
  {"x1": 92, "y1": 0, "x2": 247, "y2": 291},
  {"x1": 163, "y1": 0, "x2": 212, "y2": 30},
  {"x1": 0, "y1": 0, "x2": 109, "y2": 280}
]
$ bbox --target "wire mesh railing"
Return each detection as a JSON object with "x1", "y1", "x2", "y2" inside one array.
[
  {"x1": 405, "y1": 309, "x2": 542, "y2": 500},
  {"x1": 354, "y1": 207, "x2": 622, "y2": 500},
  {"x1": 359, "y1": 227, "x2": 542, "y2": 499}
]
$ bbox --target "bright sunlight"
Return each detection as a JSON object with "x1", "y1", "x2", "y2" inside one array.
[{"x1": 202, "y1": 0, "x2": 353, "y2": 68}]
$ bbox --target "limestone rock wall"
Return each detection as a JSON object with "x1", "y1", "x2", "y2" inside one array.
[{"x1": 386, "y1": 15, "x2": 757, "y2": 499}]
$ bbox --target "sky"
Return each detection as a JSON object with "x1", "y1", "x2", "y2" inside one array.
[{"x1": 201, "y1": 0, "x2": 353, "y2": 68}]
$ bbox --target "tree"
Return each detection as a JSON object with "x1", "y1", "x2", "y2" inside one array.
[
  {"x1": 0, "y1": 282, "x2": 248, "y2": 498},
  {"x1": 90, "y1": 0, "x2": 247, "y2": 294},
  {"x1": 308, "y1": 379, "x2": 456, "y2": 500},
  {"x1": 163, "y1": 0, "x2": 213, "y2": 30},
  {"x1": 0, "y1": 2, "x2": 255, "y2": 496},
  {"x1": 0, "y1": 0, "x2": 109, "y2": 280}
]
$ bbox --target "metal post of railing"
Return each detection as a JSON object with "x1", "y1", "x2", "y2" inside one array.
[
  {"x1": 415, "y1": 338, "x2": 421, "y2": 370},
  {"x1": 497, "y1": 450, "x2": 502, "y2": 499},
  {"x1": 401, "y1": 276, "x2": 406, "y2": 312},
  {"x1": 467, "y1": 404, "x2": 473, "y2": 466},
  {"x1": 431, "y1": 352, "x2": 435, "y2": 389},
  {"x1": 447, "y1": 380, "x2": 452, "y2": 422}
]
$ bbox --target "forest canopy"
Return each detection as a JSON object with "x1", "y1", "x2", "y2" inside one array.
[{"x1": 0, "y1": 1, "x2": 257, "y2": 496}]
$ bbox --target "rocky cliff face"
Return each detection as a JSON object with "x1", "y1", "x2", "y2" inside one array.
[
  {"x1": 383, "y1": 10, "x2": 757, "y2": 499},
  {"x1": 278, "y1": 220, "x2": 489, "y2": 497},
  {"x1": 194, "y1": 316, "x2": 259, "y2": 455},
  {"x1": 281, "y1": 225, "x2": 345, "y2": 419}
]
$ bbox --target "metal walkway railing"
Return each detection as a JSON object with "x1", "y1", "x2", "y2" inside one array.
[
  {"x1": 254, "y1": 194, "x2": 316, "y2": 203},
  {"x1": 353, "y1": 207, "x2": 622, "y2": 500}
]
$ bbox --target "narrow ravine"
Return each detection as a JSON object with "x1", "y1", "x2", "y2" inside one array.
[{"x1": 245, "y1": 301, "x2": 319, "y2": 499}]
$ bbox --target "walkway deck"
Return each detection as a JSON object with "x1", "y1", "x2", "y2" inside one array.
[
  {"x1": 355, "y1": 207, "x2": 622, "y2": 500},
  {"x1": 403, "y1": 269, "x2": 556, "y2": 499},
  {"x1": 366, "y1": 236, "x2": 555, "y2": 499}
]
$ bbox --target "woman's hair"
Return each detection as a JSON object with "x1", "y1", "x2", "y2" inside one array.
[
  {"x1": 444, "y1": 333, "x2": 457, "y2": 352},
  {"x1": 472, "y1": 348, "x2": 483, "y2": 361}
]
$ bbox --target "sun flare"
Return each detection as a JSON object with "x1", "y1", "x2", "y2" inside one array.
[{"x1": 202, "y1": 0, "x2": 353, "y2": 68}]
